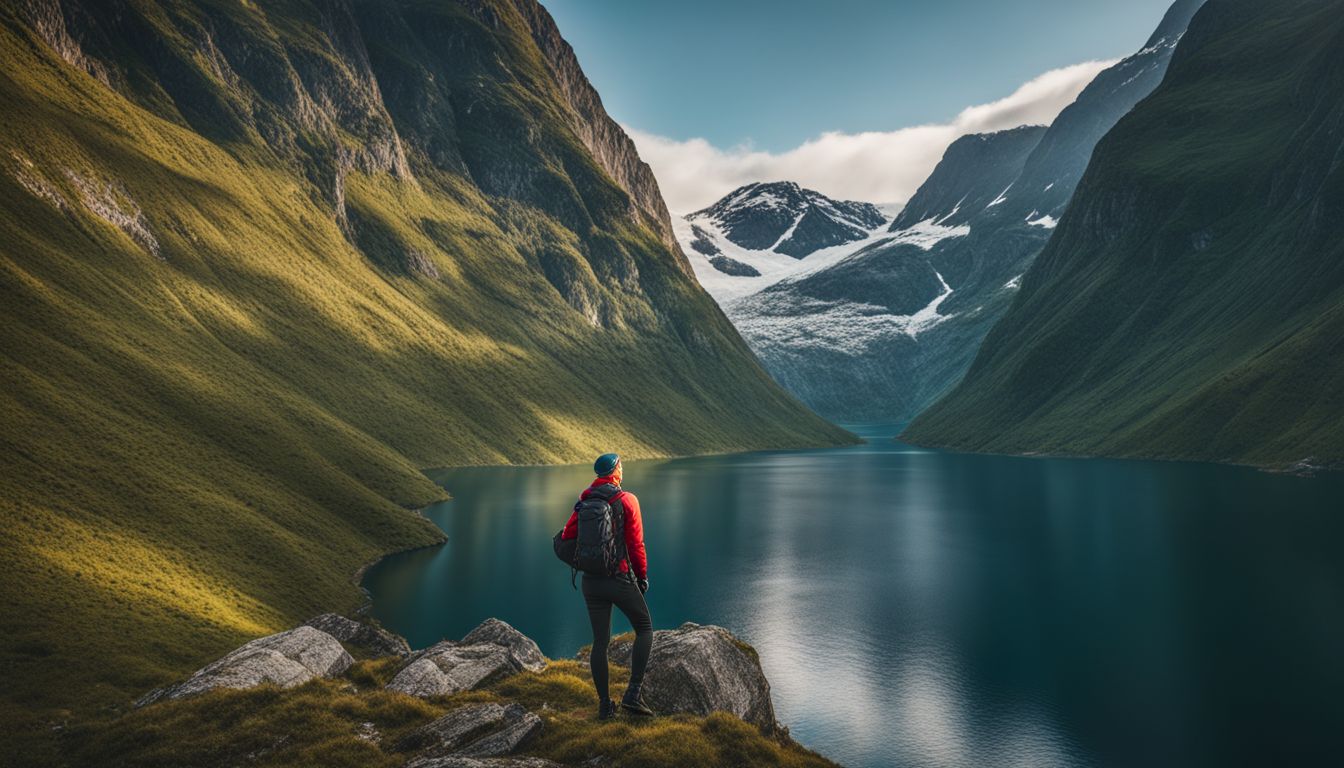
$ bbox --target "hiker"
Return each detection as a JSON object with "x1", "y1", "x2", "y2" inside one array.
[{"x1": 558, "y1": 453, "x2": 654, "y2": 720}]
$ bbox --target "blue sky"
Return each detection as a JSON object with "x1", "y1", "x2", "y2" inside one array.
[
  {"x1": 544, "y1": 0, "x2": 1175, "y2": 152},
  {"x1": 543, "y1": 1, "x2": 1180, "y2": 211}
]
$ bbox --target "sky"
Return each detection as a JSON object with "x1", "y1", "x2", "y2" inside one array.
[{"x1": 543, "y1": 0, "x2": 1178, "y2": 212}]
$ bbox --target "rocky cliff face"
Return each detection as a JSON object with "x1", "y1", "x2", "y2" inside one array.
[
  {"x1": 890, "y1": 126, "x2": 1045, "y2": 230},
  {"x1": 499, "y1": 0, "x2": 688, "y2": 269},
  {"x1": 904, "y1": 0, "x2": 1344, "y2": 468}
]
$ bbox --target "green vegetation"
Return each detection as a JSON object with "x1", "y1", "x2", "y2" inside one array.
[
  {"x1": 66, "y1": 657, "x2": 837, "y2": 768},
  {"x1": 0, "y1": 1, "x2": 850, "y2": 762},
  {"x1": 905, "y1": 0, "x2": 1344, "y2": 468}
]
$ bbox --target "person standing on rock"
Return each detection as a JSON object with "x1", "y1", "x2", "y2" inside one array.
[{"x1": 558, "y1": 453, "x2": 654, "y2": 720}]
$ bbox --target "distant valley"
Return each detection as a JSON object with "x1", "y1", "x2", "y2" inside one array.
[{"x1": 678, "y1": 0, "x2": 1207, "y2": 425}]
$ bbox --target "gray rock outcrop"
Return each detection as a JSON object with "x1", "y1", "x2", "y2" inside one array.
[
  {"x1": 452, "y1": 707, "x2": 543, "y2": 758},
  {"x1": 404, "y1": 758, "x2": 562, "y2": 768},
  {"x1": 399, "y1": 702, "x2": 541, "y2": 756},
  {"x1": 581, "y1": 622, "x2": 778, "y2": 732},
  {"x1": 387, "y1": 645, "x2": 514, "y2": 698},
  {"x1": 460, "y1": 619, "x2": 546, "y2": 673},
  {"x1": 136, "y1": 626, "x2": 352, "y2": 707},
  {"x1": 388, "y1": 619, "x2": 547, "y2": 698},
  {"x1": 399, "y1": 702, "x2": 544, "y2": 766},
  {"x1": 304, "y1": 613, "x2": 411, "y2": 658}
]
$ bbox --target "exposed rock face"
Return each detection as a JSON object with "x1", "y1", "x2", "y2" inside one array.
[
  {"x1": 387, "y1": 645, "x2": 515, "y2": 698},
  {"x1": 388, "y1": 618, "x2": 545, "y2": 698},
  {"x1": 303, "y1": 613, "x2": 411, "y2": 658},
  {"x1": 500, "y1": 0, "x2": 687, "y2": 268},
  {"x1": 453, "y1": 708, "x2": 543, "y2": 758},
  {"x1": 460, "y1": 618, "x2": 546, "y2": 673},
  {"x1": 709, "y1": 255, "x2": 761, "y2": 277},
  {"x1": 405, "y1": 758, "x2": 562, "y2": 768},
  {"x1": 398, "y1": 702, "x2": 541, "y2": 761},
  {"x1": 889, "y1": 126, "x2": 1046, "y2": 230},
  {"x1": 15, "y1": 0, "x2": 111, "y2": 87},
  {"x1": 135, "y1": 626, "x2": 352, "y2": 707},
  {"x1": 583, "y1": 622, "x2": 777, "y2": 732}
]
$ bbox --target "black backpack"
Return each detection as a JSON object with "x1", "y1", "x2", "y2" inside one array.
[{"x1": 553, "y1": 484, "x2": 625, "y2": 586}]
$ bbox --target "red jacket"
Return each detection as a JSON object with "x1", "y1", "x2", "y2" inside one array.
[{"x1": 560, "y1": 475, "x2": 647, "y2": 579}]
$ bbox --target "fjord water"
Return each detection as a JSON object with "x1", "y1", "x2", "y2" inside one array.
[{"x1": 363, "y1": 426, "x2": 1344, "y2": 767}]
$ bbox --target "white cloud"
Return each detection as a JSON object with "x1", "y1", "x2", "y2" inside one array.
[{"x1": 625, "y1": 60, "x2": 1116, "y2": 214}]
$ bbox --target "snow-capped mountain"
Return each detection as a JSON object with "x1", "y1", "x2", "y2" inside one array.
[
  {"x1": 727, "y1": 126, "x2": 1046, "y2": 420},
  {"x1": 677, "y1": 182, "x2": 891, "y2": 300},
  {"x1": 693, "y1": 181, "x2": 887, "y2": 257},
  {"x1": 683, "y1": 0, "x2": 1205, "y2": 423}
]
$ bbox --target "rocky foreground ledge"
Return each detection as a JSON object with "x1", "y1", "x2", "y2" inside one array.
[{"x1": 130, "y1": 615, "x2": 814, "y2": 767}]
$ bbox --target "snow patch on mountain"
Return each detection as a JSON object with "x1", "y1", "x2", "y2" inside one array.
[
  {"x1": 730, "y1": 271, "x2": 956, "y2": 356},
  {"x1": 988, "y1": 184, "x2": 1013, "y2": 207},
  {"x1": 887, "y1": 219, "x2": 972, "y2": 251}
]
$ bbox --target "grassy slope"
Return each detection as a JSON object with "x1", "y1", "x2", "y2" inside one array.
[
  {"x1": 0, "y1": 1, "x2": 850, "y2": 759},
  {"x1": 66, "y1": 656, "x2": 838, "y2": 768},
  {"x1": 904, "y1": 0, "x2": 1344, "y2": 467}
]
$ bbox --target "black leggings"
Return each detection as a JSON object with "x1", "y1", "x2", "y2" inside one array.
[{"x1": 581, "y1": 573, "x2": 653, "y2": 701}]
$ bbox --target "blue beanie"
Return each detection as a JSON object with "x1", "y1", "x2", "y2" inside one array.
[{"x1": 594, "y1": 453, "x2": 621, "y2": 476}]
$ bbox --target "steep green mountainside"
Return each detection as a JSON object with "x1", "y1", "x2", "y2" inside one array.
[
  {"x1": 904, "y1": 0, "x2": 1344, "y2": 468},
  {"x1": 0, "y1": 0, "x2": 849, "y2": 757}
]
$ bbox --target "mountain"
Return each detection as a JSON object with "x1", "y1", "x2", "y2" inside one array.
[
  {"x1": 690, "y1": 181, "x2": 886, "y2": 258},
  {"x1": 0, "y1": 0, "x2": 850, "y2": 756},
  {"x1": 904, "y1": 0, "x2": 1344, "y2": 469},
  {"x1": 675, "y1": 182, "x2": 890, "y2": 303},
  {"x1": 890, "y1": 126, "x2": 1046, "y2": 230},
  {"x1": 707, "y1": 0, "x2": 1203, "y2": 423},
  {"x1": 992, "y1": 0, "x2": 1208, "y2": 226},
  {"x1": 725, "y1": 127, "x2": 1043, "y2": 420}
]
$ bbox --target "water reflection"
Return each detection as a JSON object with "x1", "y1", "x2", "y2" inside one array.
[{"x1": 363, "y1": 426, "x2": 1344, "y2": 767}]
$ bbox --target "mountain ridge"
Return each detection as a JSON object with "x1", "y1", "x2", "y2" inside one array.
[
  {"x1": 695, "y1": 0, "x2": 1204, "y2": 423},
  {"x1": 903, "y1": 0, "x2": 1344, "y2": 468}
]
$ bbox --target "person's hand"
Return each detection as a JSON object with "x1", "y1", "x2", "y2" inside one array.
[{"x1": 637, "y1": 578, "x2": 649, "y2": 594}]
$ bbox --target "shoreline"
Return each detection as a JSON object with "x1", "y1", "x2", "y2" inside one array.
[
  {"x1": 898, "y1": 434, "x2": 1339, "y2": 477},
  {"x1": 352, "y1": 503, "x2": 448, "y2": 615}
]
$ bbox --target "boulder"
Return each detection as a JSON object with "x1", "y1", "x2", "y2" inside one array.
[
  {"x1": 136, "y1": 626, "x2": 352, "y2": 706},
  {"x1": 388, "y1": 644, "x2": 515, "y2": 698},
  {"x1": 304, "y1": 613, "x2": 410, "y2": 658},
  {"x1": 454, "y1": 708, "x2": 542, "y2": 758},
  {"x1": 585, "y1": 622, "x2": 778, "y2": 732},
  {"x1": 461, "y1": 619, "x2": 546, "y2": 673},
  {"x1": 389, "y1": 619, "x2": 548, "y2": 698},
  {"x1": 399, "y1": 702, "x2": 544, "y2": 766},
  {"x1": 404, "y1": 759, "x2": 561, "y2": 768},
  {"x1": 397, "y1": 702, "x2": 516, "y2": 753},
  {"x1": 573, "y1": 636, "x2": 632, "y2": 666}
]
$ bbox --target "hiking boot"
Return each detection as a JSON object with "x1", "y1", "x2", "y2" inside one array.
[
  {"x1": 620, "y1": 689, "x2": 655, "y2": 717},
  {"x1": 597, "y1": 698, "x2": 618, "y2": 721}
]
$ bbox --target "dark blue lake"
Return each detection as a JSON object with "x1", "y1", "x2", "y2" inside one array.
[{"x1": 362, "y1": 425, "x2": 1344, "y2": 767}]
